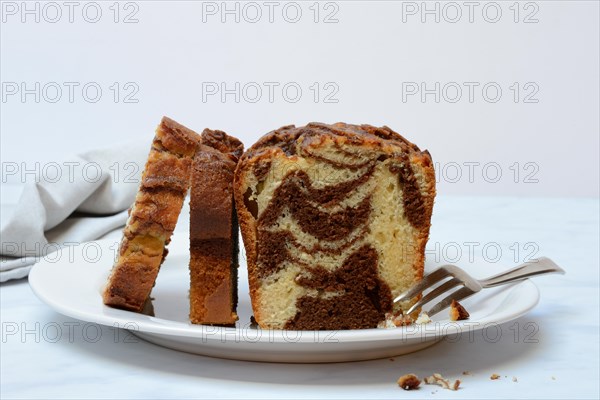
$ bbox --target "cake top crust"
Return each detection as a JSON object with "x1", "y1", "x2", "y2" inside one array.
[
  {"x1": 157, "y1": 116, "x2": 202, "y2": 157},
  {"x1": 242, "y1": 122, "x2": 427, "y2": 161},
  {"x1": 201, "y1": 128, "x2": 244, "y2": 161},
  {"x1": 194, "y1": 128, "x2": 244, "y2": 174}
]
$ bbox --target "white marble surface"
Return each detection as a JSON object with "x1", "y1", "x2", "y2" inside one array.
[{"x1": 1, "y1": 195, "x2": 599, "y2": 399}]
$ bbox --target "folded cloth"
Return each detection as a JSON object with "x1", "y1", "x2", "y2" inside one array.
[{"x1": 0, "y1": 143, "x2": 148, "y2": 282}]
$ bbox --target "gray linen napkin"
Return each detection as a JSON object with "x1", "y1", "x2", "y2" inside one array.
[{"x1": 0, "y1": 143, "x2": 147, "y2": 282}]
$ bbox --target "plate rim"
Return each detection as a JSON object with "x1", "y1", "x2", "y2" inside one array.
[{"x1": 28, "y1": 239, "x2": 541, "y2": 344}]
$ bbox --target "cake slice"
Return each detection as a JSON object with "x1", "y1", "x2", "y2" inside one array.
[
  {"x1": 103, "y1": 117, "x2": 201, "y2": 312},
  {"x1": 234, "y1": 122, "x2": 435, "y2": 330},
  {"x1": 189, "y1": 129, "x2": 243, "y2": 325}
]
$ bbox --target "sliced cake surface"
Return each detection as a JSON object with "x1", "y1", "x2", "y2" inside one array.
[
  {"x1": 189, "y1": 129, "x2": 243, "y2": 325},
  {"x1": 234, "y1": 122, "x2": 435, "y2": 330},
  {"x1": 103, "y1": 117, "x2": 201, "y2": 312}
]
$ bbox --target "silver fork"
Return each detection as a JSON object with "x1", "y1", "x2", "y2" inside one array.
[{"x1": 394, "y1": 257, "x2": 565, "y2": 317}]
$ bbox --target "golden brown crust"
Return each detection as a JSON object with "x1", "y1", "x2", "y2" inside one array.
[
  {"x1": 157, "y1": 116, "x2": 203, "y2": 157},
  {"x1": 128, "y1": 190, "x2": 185, "y2": 237},
  {"x1": 201, "y1": 128, "x2": 244, "y2": 160},
  {"x1": 233, "y1": 167, "x2": 262, "y2": 322},
  {"x1": 243, "y1": 122, "x2": 422, "y2": 160},
  {"x1": 234, "y1": 122, "x2": 436, "y2": 328},
  {"x1": 189, "y1": 131, "x2": 243, "y2": 325},
  {"x1": 103, "y1": 117, "x2": 201, "y2": 312},
  {"x1": 411, "y1": 150, "x2": 436, "y2": 299},
  {"x1": 142, "y1": 150, "x2": 195, "y2": 192}
]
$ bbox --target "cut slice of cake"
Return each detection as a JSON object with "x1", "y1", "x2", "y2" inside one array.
[
  {"x1": 234, "y1": 122, "x2": 436, "y2": 330},
  {"x1": 103, "y1": 117, "x2": 201, "y2": 312},
  {"x1": 189, "y1": 129, "x2": 243, "y2": 325}
]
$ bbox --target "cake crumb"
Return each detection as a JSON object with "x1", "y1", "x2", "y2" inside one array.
[
  {"x1": 378, "y1": 310, "x2": 413, "y2": 328},
  {"x1": 490, "y1": 373, "x2": 501, "y2": 380},
  {"x1": 397, "y1": 374, "x2": 421, "y2": 390},
  {"x1": 377, "y1": 309, "x2": 432, "y2": 328},
  {"x1": 512, "y1": 376, "x2": 518, "y2": 382},
  {"x1": 462, "y1": 371, "x2": 472, "y2": 376},
  {"x1": 424, "y1": 373, "x2": 460, "y2": 390},
  {"x1": 415, "y1": 312, "x2": 432, "y2": 324},
  {"x1": 449, "y1": 299, "x2": 470, "y2": 321}
]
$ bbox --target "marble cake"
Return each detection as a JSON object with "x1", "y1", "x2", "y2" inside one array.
[
  {"x1": 103, "y1": 117, "x2": 201, "y2": 312},
  {"x1": 189, "y1": 129, "x2": 243, "y2": 325},
  {"x1": 234, "y1": 123, "x2": 435, "y2": 330}
]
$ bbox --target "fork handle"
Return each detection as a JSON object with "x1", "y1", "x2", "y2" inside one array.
[{"x1": 479, "y1": 257, "x2": 565, "y2": 288}]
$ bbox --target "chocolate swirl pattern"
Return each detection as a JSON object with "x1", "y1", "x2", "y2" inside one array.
[{"x1": 234, "y1": 123, "x2": 436, "y2": 330}]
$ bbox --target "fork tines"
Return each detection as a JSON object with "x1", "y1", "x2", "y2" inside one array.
[{"x1": 394, "y1": 265, "x2": 479, "y2": 317}]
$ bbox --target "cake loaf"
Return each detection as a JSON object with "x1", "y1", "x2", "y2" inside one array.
[
  {"x1": 234, "y1": 123, "x2": 435, "y2": 330},
  {"x1": 103, "y1": 117, "x2": 201, "y2": 312},
  {"x1": 189, "y1": 129, "x2": 243, "y2": 325}
]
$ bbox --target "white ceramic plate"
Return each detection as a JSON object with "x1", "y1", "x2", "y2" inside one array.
[{"x1": 29, "y1": 234, "x2": 540, "y2": 363}]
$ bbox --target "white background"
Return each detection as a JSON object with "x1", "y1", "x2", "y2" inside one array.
[
  {"x1": 1, "y1": 0, "x2": 598, "y2": 197},
  {"x1": 1, "y1": 3, "x2": 599, "y2": 399}
]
